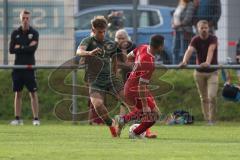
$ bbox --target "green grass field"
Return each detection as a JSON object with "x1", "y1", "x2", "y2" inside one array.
[{"x1": 0, "y1": 122, "x2": 240, "y2": 160}]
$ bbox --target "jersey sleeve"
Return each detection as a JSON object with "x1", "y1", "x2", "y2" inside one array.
[
  {"x1": 210, "y1": 36, "x2": 218, "y2": 45},
  {"x1": 32, "y1": 30, "x2": 39, "y2": 42},
  {"x1": 189, "y1": 36, "x2": 198, "y2": 49},
  {"x1": 79, "y1": 37, "x2": 91, "y2": 49},
  {"x1": 9, "y1": 30, "x2": 17, "y2": 54},
  {"x1": 128, "y1": 47, "x2": 138, "y2": 57}
]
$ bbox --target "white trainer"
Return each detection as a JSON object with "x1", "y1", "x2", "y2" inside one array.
[
  {"x1": 10, "y1": 119, "x2": 23, "y2": 126},
  {"x1": 32, "y1": 120, "x2": 40, "y2": 126}
]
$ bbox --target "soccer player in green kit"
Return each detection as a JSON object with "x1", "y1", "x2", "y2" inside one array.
[{"x1": 76, "y1": 16, "x2": 123, "y2": 137}]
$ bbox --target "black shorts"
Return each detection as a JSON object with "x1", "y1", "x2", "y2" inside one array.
[{"x1": 12, "y1": 69, "x2": 38, "y2": 92}]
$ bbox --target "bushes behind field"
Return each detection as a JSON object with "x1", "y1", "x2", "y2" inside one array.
[{"x1": 0, "y1": 69, "x2": 240, "y2": 121}]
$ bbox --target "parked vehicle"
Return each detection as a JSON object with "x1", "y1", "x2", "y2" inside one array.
[{"x1": 75, "y1": 5, "x2": 174, "y2": 62}]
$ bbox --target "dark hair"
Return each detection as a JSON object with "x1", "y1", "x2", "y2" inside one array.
[
  {"x1": 91, "y1": 16, "x2": 108, "y2": 29},
  {"x1": 150, "y1": 35, "x2": 164, "y2": 48}
]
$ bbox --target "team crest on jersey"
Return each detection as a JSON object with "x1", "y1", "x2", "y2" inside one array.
[
  {"x1": 92, "y1": 41, "x2": 97, "y2": 46},
  {"x1": 28, "y1": 34, "x2": 33, "y2": 39}
]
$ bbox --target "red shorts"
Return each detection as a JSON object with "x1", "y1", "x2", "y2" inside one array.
[{"x1": 124, "y1": 83, "x2": 156, "y2": 110}]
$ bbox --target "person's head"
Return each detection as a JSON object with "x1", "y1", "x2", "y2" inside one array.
[
  {"x1": 115, "y1": 29, "x2": 130, "y2": 44},
  {"x1": 180, "y1": 0, "x2": 190, "y2": 5},
  {"x1": 20, "y1": 9, "x2": 31, "y2": 30},
  {"x1": 108, "y1": 11, "x2": 124, "y2": 30},
  {"x1": 197, "y1": 20, "x2": 210, "y2": 39},
  {"x1": 91, "y1": 16, "x2": 108, "y2": 41},
  {"x1": 149, "y1": 35, "x2": 164, "y2": 55}
]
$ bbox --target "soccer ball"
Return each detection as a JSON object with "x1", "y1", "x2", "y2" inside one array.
[{"x1": 129, "y1": 124, "x2": 146, "y2": 139}]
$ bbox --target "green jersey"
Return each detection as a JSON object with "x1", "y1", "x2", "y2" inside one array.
[{"x1": 79, "y1": 36, "x2": 117, "y2": 83}]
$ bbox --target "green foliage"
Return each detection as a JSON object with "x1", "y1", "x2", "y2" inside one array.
[{"x1": 0, "y1": 69, "x2": 240, "y2": 121}]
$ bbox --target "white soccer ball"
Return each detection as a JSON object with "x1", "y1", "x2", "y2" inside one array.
[{"x1": 129, "y1": 124, "x2": 146, "y2": 139}]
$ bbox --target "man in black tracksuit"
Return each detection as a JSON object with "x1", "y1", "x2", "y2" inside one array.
[{"x1": 9, "y1": 10, "x2": 40, "y2": 126}]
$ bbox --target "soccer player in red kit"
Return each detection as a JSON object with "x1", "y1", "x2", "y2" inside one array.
[{"x1": 115, "y1": 35, "x2": 164, "y2": 138}]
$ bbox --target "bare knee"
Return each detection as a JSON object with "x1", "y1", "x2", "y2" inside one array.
[
  {"x1": 91, "y1": 98, "x2": 104, "y2": 109},
  {"x1": 15, "y1": 92, "x2": 22, "y2": 99},
  {"x1": 29, "y1": 92, "x2": 38, "y2": 100},
  {"x1": 208, "y1": 96, "x2": 216, "y2": 104},
  {"x1": 200, "y1": 96, "x2": 208, "y2": 103}
]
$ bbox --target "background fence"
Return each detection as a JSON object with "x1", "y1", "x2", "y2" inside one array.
[
  {"x1": 0, "y1": 0, "x2": 240, "y2": 121},
  {"x1": 0, "y1": 0, "x2": 75, "y2": 65},
  {"x1": 2, "y1": 0, "x2": 240, "y2": 65}
]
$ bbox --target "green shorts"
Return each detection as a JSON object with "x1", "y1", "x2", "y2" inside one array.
[{"x1": 89, "y1": 75, "x2": 123, "y2": 95}]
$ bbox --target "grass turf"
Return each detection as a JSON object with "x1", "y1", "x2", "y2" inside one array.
[{"x1": 0, "y1": 122, "x2": 240, "y2": 160}]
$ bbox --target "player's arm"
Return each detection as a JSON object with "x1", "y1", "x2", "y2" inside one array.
[
  {"x1": 116, "y1": 51, "x2": 133, "y2": 69},
  {"x1": 20, "y1": 40, "x2": 38, "y2": 53},
  {"x1": 179, "y1": 46, "x2": 196, "y2": 67},
  {"x1": 20, "y1": 31, "x2": 39, "y2": 53},
  {"x1": 201, "y1": 43, "x2": 217, "y2": 67},
  {"x1": 9, "y1": 31, "x2": 21, "y2": 54},
  {"x1": 76, "y1": 45, "x2": 102, "y2": 56},
  {"x1": 127, "y1": 50, "x2": 135, "y2": 62},
  {"x1": 111, "y1": 54, "x2": 118, "y2": 75},
  {"x1": 125, "y1": 50, "x2": 136, "y2": 68}
]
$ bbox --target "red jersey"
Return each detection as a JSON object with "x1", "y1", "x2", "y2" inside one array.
[
  {"x1": 124, "y1": 45, "x2": 156, "y2": 109},
  {"x1": 127, "y1": 45, "x2": 155, "y2": 86}
]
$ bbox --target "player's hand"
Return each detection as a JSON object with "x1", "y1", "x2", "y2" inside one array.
[
  {"x1": 178, "y1": 61, "x2": 187, "y2": 68},
  {"x1": 14, "y1": 45, "x2": 20, "y2": 49},
  {"x1": 200, "y1": 62, "x2": 210, "y2": 68},
  {"x1": 89, "y1": 48, "x2": 102, "y2": 56},
  {"x1": 224, "y1": 81, "x2": 231, "y2": 86}
]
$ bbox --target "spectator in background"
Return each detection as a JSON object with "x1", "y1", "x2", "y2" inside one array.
[
  {"x1": 113, "y1": 29, "x2": 136, "y2": 116},
  {"x1": 172, "y1": 0, "x2": 195, "y2": 64},
  {"x1": 179, "y1": 20, "x2": 219, "y2": 125},
  {"x1": 194, "y1": 0, "x2": 221, "y2": 34},
  {"x1": 114, "y1": 29, "x2": 136, "y2": 83},
  {"x1": 107, "y1": 11, "x2": 125, "y2": 40},
  {"x1": 9, "y1": 10, "x2": 40, "y2": 126}
]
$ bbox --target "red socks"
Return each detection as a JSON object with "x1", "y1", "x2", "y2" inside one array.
[
  {"x1": 133, "y1": 121, "x2": 155, "y2": 135},
  {"x1": 122, "y1": 108, "x2": 141, "y2": 123}
]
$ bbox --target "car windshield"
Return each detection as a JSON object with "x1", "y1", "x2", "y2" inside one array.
[{"x1": 75, "y1": 8, "x2": 161, "y2": 30}]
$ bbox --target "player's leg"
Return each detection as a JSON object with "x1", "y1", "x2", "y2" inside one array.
[
  {"x1": 145, "y1": 106, "x2": 159, "y2": 138},
  {"x1": 14, "y1": 92, "x2": 23, "y2": 121},
  {"x1": 133, "y1": 96, "x2": 160, "y2": 138},
  {"x1": 10, "y1": 70, "x2": 24, "y2": 125},
  {"x1": 89, "y1": 89, "x2": 118, "y2": 137},
  {"x1": 29, "y1": 92, "x2": 40, "y2": 125},
  {"x1": 114, "y1": 85, "x2": 139, "y2": 136},
  {"x1": 25, "y1": 70, "x2": 40, "y2": 125}
]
